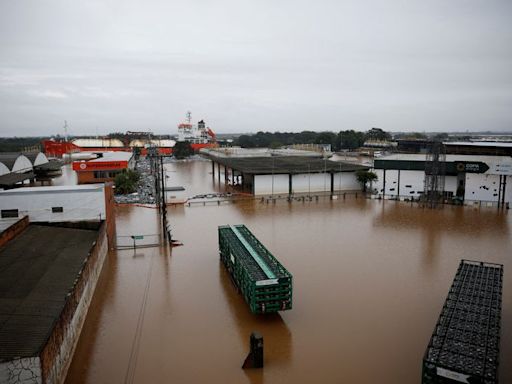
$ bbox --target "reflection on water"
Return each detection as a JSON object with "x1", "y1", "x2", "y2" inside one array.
[
  {"x1": 219, "y1": 264, "x2": 293, "y2": 365},
  {"x1": 66, "y1": 160, "x2": 512, "y2": 384}
]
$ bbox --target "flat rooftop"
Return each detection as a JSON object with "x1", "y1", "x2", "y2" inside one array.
[
  {"x1": 206, "y1": 156, "x2": 368, "y2": 175},
  {"x1": 0, "y1": 184, "x2": 104, "y2": 196},
  {"x1": 444, "y1": 141, "x2": 512, "y2": 148},
  {"x1": 378, "y1": 153, "x2": 512, "y2": 163},
  {"x1": 89, "y1": 151, "x2": 133, "y2": 162},
  {"x1": 0, "y1": 224, "x2": 99, "y2": 360}
]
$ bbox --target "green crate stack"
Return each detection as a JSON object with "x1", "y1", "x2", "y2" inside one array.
[{"x1": 218, "y1": 224, "x2": 293, "y2": 314}]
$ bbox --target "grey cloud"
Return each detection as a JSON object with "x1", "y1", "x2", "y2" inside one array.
[{"x1": 0, "y1": 0, "x2": 511, "y2": 136}]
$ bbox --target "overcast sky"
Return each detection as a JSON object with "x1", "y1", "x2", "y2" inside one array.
[{"x1": 1, "y1": 0, "x2": 511, "y2": 136}]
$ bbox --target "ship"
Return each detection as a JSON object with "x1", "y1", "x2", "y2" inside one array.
[
  {"x1": 177, "y1": 111, "x2": 217, "y2": 151},
  {"x1": 43, "y1": 113, "x2": 217, "y2": 158}
]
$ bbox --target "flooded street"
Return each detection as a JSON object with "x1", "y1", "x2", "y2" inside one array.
[{"x1": 66, "y1": 160, "x2": 512, "y2": 384}]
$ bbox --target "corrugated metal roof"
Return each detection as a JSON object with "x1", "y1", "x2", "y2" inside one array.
[
  {"x1": 206, "y1": 156, "x2": 369, "y2": 175},
  {"x1": 0, "y1": 224, "x2": 99, "y2": 360},
  {"x1": 0, "y1": 172, "x2": 35, "y2": 186}
]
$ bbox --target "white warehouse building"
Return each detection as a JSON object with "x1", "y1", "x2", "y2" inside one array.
[
  {"x1": 204, "y1": 154, "x2": 369, "y2": 195},
  {"x1": 373, "y1": 154, "x2": 512, "y2": 207}
]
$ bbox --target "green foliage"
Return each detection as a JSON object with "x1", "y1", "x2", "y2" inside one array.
[
  {"x1": 355, "y1": 170, "x2": 378, "y2": 192},
  {"x1": 234, "y1": 128, "x2": 389, "y2": 151},
  {"x1": 338, "y1": 130, "x2": 366, "y2": 149},
  {"x1": 365, "y1": 127, "x2": 391, "y2": 141},
  {"x1": 0, "y1": 137, "x2": 46, "y2": 152},
  {"x1": 107, "y1": 132, "x2": 126, "y2": 139},
  {"x1": 114, "y1": 169, "x2": 140, "y2": 195},
  {"x1": 173, "y1": 141, "x2": 194, "y2": 159}
]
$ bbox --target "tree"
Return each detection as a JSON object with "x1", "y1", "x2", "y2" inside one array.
[
  {"x1": 337, "y1": 130, "x2": 366, "y2": 150},
  {"x1": 173, "y1": 141, "x2": 194, "y2": 159},
  {"x1": 114, "y1": 169, "x2": 140, "y2": 194},
  {"x1": 365, "y1": 127, "x2": 391, "y2": 141},
  {"x1": 356, "y1": 170, "x2": 378, "y2": 192}
]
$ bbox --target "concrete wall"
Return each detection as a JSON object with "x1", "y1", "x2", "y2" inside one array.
[
  {"x1": 40, "y1": 223, "x2": 109, "y2": 384},
  {"x1": 0, "y1": 186, "x2": 106, "y2": 222},
  {"x1": 0, "y1": 357, "x2": 42, "y2": 384}
]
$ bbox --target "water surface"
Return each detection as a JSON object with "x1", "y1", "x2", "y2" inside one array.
[{"x1": 66, "y1": 160, "x2": 512, "y2": 384}]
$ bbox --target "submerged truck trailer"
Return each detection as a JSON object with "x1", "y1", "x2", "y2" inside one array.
[{"x1": 218, "y1": 224, "x2": 293, "y2": 314}]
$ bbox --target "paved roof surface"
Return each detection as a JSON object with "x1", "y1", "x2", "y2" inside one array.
[
  {"x1": 0, "y1": 224, "x2": 98, "y2": 360},
  {"x1": 207, "y1": 156, "x2": 368, "y2": 174}
]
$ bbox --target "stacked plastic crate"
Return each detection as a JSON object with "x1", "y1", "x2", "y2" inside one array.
[
  {"x1": 422, "y1": 260, "x2": 503, "y2": 383},
  {"x1": 218, "y1": 224, "x2": 293, "y2": 314}
]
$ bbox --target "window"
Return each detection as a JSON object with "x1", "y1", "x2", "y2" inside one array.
[
  {"x1": 52, "y1": 207, "x2": 64, "y2": 213},
  {"x1": 1, "y1": 209, "x2": 19, "y2": 218},
  {"x1": 93, "y1": 170, "x2": 120, "y2": 179}
]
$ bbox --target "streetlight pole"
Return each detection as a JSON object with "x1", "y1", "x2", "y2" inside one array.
[{"x1": 271, "y1": 157, "x2": 274, "y2": 196}]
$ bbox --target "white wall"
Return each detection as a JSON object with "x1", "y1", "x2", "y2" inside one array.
[
  {"x1": 0, "y1": 162, "x2": 9, "y2": 176},
  {"x1": 292, "y1": 173, "x2": 329, "y2": 193},
  {"x1": 254, "y1": 172, "x2": 361, "y2": 195},
  {"x1": 373, "y1": 170, "x2": 457, "y2": 198},
  {"x1": 0, "y1": 185, "x2": 106, "y2": 222},
  {"x1": 12, "y1": 155, "x2": 33, "y2": 173},
  {"x1": 254, "y1": 174, "x2": 289, "y2": 195},
  {"x1": 374, "y1": 168, "x2": 512, "y2": 204},
  {"x1": 465, "y1": 173, "x2": 502, "y2": 202},
  {"x1": 33, "y1": 153, "x2": 49, "y2": 166}
]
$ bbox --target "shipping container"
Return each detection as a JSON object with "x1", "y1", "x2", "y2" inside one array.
[
  {"x1": 218, "y1": 224, "x2": 292, "y2": 314},
  {"x1": 422, "y1": 260, "x2": 503, "y2": 384}
]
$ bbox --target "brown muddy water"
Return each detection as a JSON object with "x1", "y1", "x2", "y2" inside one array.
[{"x1": 66, "y1": 160, "x2": 511, "y2": 384}]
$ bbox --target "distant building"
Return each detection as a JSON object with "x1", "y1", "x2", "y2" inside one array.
[
  {"x1": 373, "y1": 153, "x2": 512, "y2": 207},
  {"x1": 72, "y1": 152, "x2": 135, "y2": 184},
  {"x1": 202, "y1": 149, "x2": 369, "y2": 195}
]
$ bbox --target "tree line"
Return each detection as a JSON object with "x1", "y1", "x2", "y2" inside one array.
[{"x1": 235, "y1": 128, "x2": 391, "y2": 151}]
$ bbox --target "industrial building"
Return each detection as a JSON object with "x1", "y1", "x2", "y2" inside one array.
[
  {"x1": 0, "y1": 184, "x2": 115, "y2": 384},
  {"x1": 0, "y1": 220, "x2": 109, "y2": 384},
  {"x1": 0, "y1": 152, "x2": 61, "y2": 190},
  {"x1": 202, "y1": 149, "x2": 368, "y2": 195},
  {"x1": 72, "y1": 151, "x2": 135, "y2": 184},
  {"x1": 373, "y1": 154, "x2": 511, "y2": 207},
  {"x1": 0, "y1": 184, "x2": 113, "y2": 222}
]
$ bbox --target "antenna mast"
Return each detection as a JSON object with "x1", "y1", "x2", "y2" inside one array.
[{"x1": 63, "y1": 120, "x2": 68, "y2": 141}]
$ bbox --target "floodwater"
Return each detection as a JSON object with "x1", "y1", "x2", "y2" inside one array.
[{"x1": 66, "y1": 160, "x2": 512, "y2": 384}]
